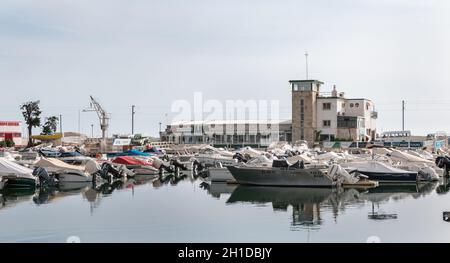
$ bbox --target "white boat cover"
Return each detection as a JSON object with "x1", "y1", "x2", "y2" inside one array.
[
  {"x1": 84, "y1": 159, "x2": 101, "y2": 174},
  {"x1": 342, "y1": 161, "x2": 414, "y2": 174},
  {"x1": 389, "y1": 150, "x2": 433, "y2": 164},
  {"x1": 287, "y1": 154, "x2": 314, "y2": 164},
  {"x1": 200, "y1": 145, "x2": 235, "y2": 157},
  {"x1": 328, "y1": 164, "x2": 360, "y2": 184},
  {"x1": 412, "y1": 150, "x2": 435, "y2": 160},
  {"x1": 244, "y1": 155, "x2": 273, "y2": 167},
  {"x1": 36, "y1": 158, "x2": 85, "y2": 171},
  {"x1": 267, "y1": 142, "x2": 293, "y2": 152},
  {"x1": 372, "y1": 148, "x2": 392, "y2": 155},
  {"x1": 0, "y1": 157, "x2": 34, "y2": 178},
  {"x1": 315, "y1": 152, "x2": 343, "y2": 161},
  {"x1": 239, "y1": 147, "x2": 264, "y2": 158}
]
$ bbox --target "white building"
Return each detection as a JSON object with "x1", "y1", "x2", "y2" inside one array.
[
  {"x1": 292, "y1": 80, "x2": 377, "y2": 144},
  {"x1": 316, "y1": 86, "x2": 377, "y2": 141},
  {"x1": 161, "y1": 120, "x2": 292, "y2": 147},
  {"x1": 0, "y1": 121, "x2": 24, "y2": 146}
]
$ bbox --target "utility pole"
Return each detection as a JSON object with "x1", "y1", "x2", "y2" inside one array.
[
  {"x1": 59, "y1": 114, "x2": 63, "y2": 135},
  {"x1": 131, "y1": 105, "x2": 135, "y2": 135},
  {"x1": 402, "y1": 100, "x2": 405, "y2": 132},
  {"x1": 305, "y1": 51, "x2": 309, "y2": 80},
  {"x1": 78, "y1": 110, "x2": 81, "y2": 134}
]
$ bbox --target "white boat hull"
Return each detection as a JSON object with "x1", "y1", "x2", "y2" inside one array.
[
  {"x1": 57, "y1": 172, "x2": 92, "y2": 182},
  {"x1": 208, "y1": 167, "x2": 235, "y2": 182}
]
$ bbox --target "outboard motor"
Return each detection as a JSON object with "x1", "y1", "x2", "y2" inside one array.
[
  {"x1": 101, "y1": 162, "x2": 123, "y2": 179},
  {"x1": 192, "y1": 159, "x2": 205, "y2": 177},
  {"x1": 436, "y1": 156, "x2": 450, "y2": 177},
  {"x1": 93, "y1": 163, "x2": 114, "y2": 182},
  {"x1": 33, "y1": 167, "x2": 58, "y2": 187},
  {"x1": 285, "y1": 150, "x2": 294, "y2": 157},
  {"x1": 171, "y1": 159, "x2": 188, "y2": 171},
  {"x1": 233, "y1": 153, "x2": 248, "y2": 163}
]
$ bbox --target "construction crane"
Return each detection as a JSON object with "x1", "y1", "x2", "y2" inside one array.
[{"x1": 83, "y1": 96, "x2": 110, "y2": 150}]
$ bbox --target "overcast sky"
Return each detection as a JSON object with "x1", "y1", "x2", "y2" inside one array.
[{"x1": 1, "y1": 0, "x2": 449, "y2": 137}]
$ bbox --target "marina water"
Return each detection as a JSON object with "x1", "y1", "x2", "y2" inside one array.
[{"x1": 1, "y1": 172, "x2": 450, "y2": 243}]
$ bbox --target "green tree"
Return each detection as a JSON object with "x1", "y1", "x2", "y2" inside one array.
[
  {"x1": 21, "y1": 100, "x2": 41, "y2": 147},
  {"x1": 314, "y1": 130, "x2": 322, "y2": 142},
  {"x1": 0, "y1": 140, "x2": 15, "y2": 148},
  {"x1": 42, "y1": 116, "x2": 59, "y2": 135}
]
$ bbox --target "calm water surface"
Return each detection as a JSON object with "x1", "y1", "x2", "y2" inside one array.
[{"x1": 1, "y1": 172, "x2": 450, "y2": 243}]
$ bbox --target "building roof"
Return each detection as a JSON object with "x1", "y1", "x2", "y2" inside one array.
[
  {"x1": 317, "y1": 96, "x2": 345, "y2": 100},
  {"x1": 345, "y1": 98, "x2": 373, "y2": 102},
  {"x1": 317, "y1": 97, "x2": 374, "y2": 103},
  {"x1": 288, "y1": 79, "x2": 324, "y2": 84},
  {"x1": 170, "y1": 119, "x2": 291, "y2": 126}
]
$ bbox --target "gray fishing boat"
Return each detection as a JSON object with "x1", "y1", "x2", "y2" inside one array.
[{"x1": 227, "y1": 160, "x2": 338, "y2": 187}]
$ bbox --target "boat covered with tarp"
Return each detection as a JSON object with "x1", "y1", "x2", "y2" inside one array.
[
  {"x1": 340, "y1": 161, "x2": 418, "y2": 183},
  {"x1": 35, "y1": 158, "x2": 94, "y2": 182},
  {"x1": 0, "y1": 157, "x2": 36, "y2": 189},
  {"x1": 107, "y1": 149, "x2": 154, "y2": 158}
]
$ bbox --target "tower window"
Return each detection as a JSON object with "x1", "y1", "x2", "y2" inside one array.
[
  {"x1": 323, "y1": 120, "x2": 331, "y2": 127},
  {"x1": 323, "y1": 103, "x2": 331, "y2": 110}
]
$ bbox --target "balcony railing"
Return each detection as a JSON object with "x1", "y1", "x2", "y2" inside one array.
[{"x1": 371, "y1": 111, "x2": 378, "y2": 119}]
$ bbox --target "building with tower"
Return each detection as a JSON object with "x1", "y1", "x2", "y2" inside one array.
[{"x1": 291, "y1": 80, "x2": 377, "y2": 146}]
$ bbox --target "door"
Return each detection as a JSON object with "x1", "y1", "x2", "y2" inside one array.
[{"x1": 4, "y1": 133, "x2": 13, "y2": 141}]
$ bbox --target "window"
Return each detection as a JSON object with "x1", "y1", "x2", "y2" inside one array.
[
  {"x1": 350, "y1": 103, "x2": 354, "y2": 108},
  {"x1": 323, "y1": 120, "x2": 331, "y2": 127},
  {"x1": 210, "y1": 124, "x2": 215, "y2": 128},
  {"x1": 338, "y1": 116, "x2": 358, "y2": 128},
  {"x1": 320, "y1": 134, "x2": 335, "y2": 141},
  {"x1": 342, "y1": 103, "x2": 345, "y2": 108},
  {"x1": 323, "y1": 103, "x2": 331, "y2": 110},
  {"x1": 355, "y1": 103, "x2": 360, "y2": 108},
  {"x1": 366, "y1": 103, "x2": 370, "y2": 110}
]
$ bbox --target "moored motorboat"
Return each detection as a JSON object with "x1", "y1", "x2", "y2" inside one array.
[
  {"x1": 0, "y1": 157, "x2": 37, "y2": 189},
  {"x1": 227, "y1": 160, "x2": 338, "y2": 187},
  {"x1": 35, "y1": 158, "x2": 93, "y2": 182},
  {"x1": 112, "y1": 156, "x2": 159, "y2": 176},
  {"x1": 340, "y1": 161, "x2": 418, "y2": 183},
  {"x1": 208, "y1": 166, "x2": 235, "y2": 183}
]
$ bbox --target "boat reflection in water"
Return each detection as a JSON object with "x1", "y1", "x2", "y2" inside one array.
[
  {"x1": 33, "y1": 182, "x2": 92, "y2": 205},
  {"x1": 226, "y1": 186, "x2": 336, "y2": 228},
  {"x1": 200, "y1": 182, "x2": 238, "y2": 199},
  {"x1": 1, "y1": 188, "x2": 36, "y2": 212},
  {"x1": 223, "y1": 182, "x2": 439, "y2": 229}
]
